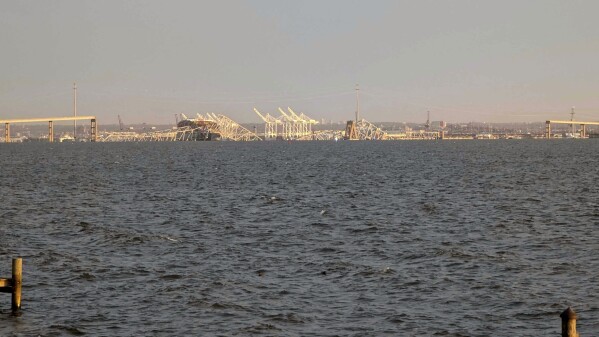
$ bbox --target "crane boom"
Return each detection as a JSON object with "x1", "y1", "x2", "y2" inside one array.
[
  {"x1": 254, "y1": 108, "x2": 268, "y2": 122},
  {"x1": 287, "y1": 107, "x2": 302, "y2": 120},
  {"x1": 278, "y1": 107, "x2": 293, "y2": 120}
]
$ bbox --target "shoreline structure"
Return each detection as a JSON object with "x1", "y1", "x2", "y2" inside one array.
[{"x1": 1, "y1": 111, "x2": 597, "y2": 143}]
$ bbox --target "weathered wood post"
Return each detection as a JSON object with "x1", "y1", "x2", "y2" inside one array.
[
  {"x1": 0, "y1": 258, "x2": 22, "y2": 314},
  {"x1": 560, "y1": 307, "x2": 578, "y2": 337},
  {"x1": 12, "y1": 258, "x2": 22, "y2": 313}
]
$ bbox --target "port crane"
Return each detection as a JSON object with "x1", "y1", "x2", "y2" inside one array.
[
  {"x1": 254, "y1": 107, "x2": 320, "y2": 140},
  {"x1": 117, "y1": 115, "x2": 135, "y2": 131},
  {"x1": 278, "y1": 107, "x2": 301, "y2": 139},
  {"x1": 284, "y1": 107, "x2": 305, "y2": 137},
  {"x1": 254, "y1": 108, "x2": 280, "y2": 140},
  {"x1": 288, "y1": 107, "x2": 318, "y2": 138}
]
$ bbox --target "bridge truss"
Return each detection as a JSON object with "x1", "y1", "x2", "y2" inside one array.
[
  {"x1": 345, "y1": 119, "x2": 387, "y2": 140},
  {"x1": 98, "y1": 112, "x2": 261, "y2": 142}
]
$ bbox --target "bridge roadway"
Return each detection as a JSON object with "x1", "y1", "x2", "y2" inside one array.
[
  {"x1": 0, "y1": 116, "x2": 97, "y2": 142},
  {"x1": 545, "y1": 120, "x2": 599, "y2": 138}
]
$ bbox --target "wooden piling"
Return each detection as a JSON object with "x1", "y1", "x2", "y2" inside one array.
[
  {"x1": 560, "y1": 307, "x2": 578, "y2": 337},
  {"x1": 0, "y1": 258, "x2": 22, "y2": 314},
  {"x1": 12, "y1": 258, "x2": 22, "y2": 312}
]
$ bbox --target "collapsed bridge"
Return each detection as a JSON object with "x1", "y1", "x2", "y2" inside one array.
[{"x1": 99, "y1": 113, "x2": 261, "y2": 142}]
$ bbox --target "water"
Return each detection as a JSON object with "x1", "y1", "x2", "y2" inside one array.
[{"x1": 0, "y1": 140, "x2": 597, "y2": 336}]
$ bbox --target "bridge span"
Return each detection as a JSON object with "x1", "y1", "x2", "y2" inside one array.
[
  {"x1": 0, "y1": 116, "x2": 97, "y2": 143},
  {"x1": 545, "y1": 120, "x2": 599, "y2": 138}
]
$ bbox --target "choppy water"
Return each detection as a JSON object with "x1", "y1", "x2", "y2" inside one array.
[{"x1": 0, "y1": 140, "x2": 597, "y2": 336}]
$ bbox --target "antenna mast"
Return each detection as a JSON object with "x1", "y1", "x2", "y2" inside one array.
[
  {"x1": 425, "y1": 110, "x2": 430, "y2": 130},
  {"x1": 355, "y1": 84, "x2": 360, "y2": 123},
  {"x1": 73, "y1": 82, "x2": 77, "y2": 139},
  {"x1": 570, "y1": 106, "x2": 575, "y2": 134}
]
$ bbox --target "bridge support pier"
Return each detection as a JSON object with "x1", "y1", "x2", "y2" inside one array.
[
  {"x1": 91, "y1": 119, "x2": 97, "y2": 142},
  {"x1": 48, "y1": 121, "x2": 54, "y2": 142},
  {"x1": 4, "y1": 123, "x2": 9, "y2": 143}
]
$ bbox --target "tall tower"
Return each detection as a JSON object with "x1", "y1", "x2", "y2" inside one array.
[
  {"x1": 570, "y1": 106, "x2": 575, "y2": 134},
  {"x1": 425, "y1": 111, "x2": 430, "y2": 130},
  {"x1": 355, "y1": 84, "x2": 360, "y2": 123},
  {"x1": 73, "y1": 82, "x2": 77, "y2": 139}
]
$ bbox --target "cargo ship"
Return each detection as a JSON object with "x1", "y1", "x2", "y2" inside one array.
[{"x1": 177, "y1": 117, "x2": 221, "y2": 141}]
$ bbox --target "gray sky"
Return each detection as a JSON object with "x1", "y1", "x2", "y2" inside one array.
[{"x1": 2, "y1": 0, "x2": 599, "y2": 124}]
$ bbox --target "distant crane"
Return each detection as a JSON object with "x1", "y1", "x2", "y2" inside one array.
[
  {"x1": 254, "y1": 108, "x2": 280, "y2": 140},
  {"x1": 355, "y1": 84, "x2": 360, "y2": 123},
  {"x1": 117, "y1": 115, "x2": 134, "y2": 131},
  {"x1": 278, "y1": 107, "x2": 300, "y2": 139},
  {"x1": 288, "y1": 107, "x2": 318, "y2": 136}
]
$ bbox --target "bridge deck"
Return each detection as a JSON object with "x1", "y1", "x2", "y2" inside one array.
[
  {"x1": 0, "y1": 116, "x2": 96, "y2": 124},
  {"x1": 546, "y1": 120, "x2": 599, "y2": 125},
  {"x1": 2, "y1": 116, "x2": 97, "y2": 142}
]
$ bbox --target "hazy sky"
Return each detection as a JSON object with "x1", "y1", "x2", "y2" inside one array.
[{"x1": 2, "y1": 0, "x2": 599, "y2": 124}]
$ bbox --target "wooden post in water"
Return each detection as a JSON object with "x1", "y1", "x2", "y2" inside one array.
[
  {"x1": 0, "y1": 258, "x2": 22, "y2": 313},
  {"x1": 561, "y1": 307, "x2": 578, "y2": 337},
  {"x1": 12, "y1": 258, "x2": 22, "y2": 313}
]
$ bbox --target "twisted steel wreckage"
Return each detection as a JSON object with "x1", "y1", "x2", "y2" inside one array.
[
  {"x1": 99, "y1": 107, "x2": 387, "y2": 142},
  {"x1": 100, "y1": 113, "x2": 260, "y2": 142}
]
